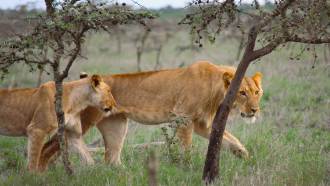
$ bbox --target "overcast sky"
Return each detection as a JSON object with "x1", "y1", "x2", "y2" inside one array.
[{"x1": 0, "y1": 0, "x2": 260, "y2": 9}]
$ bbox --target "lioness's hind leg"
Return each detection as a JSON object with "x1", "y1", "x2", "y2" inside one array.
[
  {"x1": 27, "y1": 128, "x2": 47, "y2": 172},
  {"x1": 38, "y1": 135, "x2": 60, "y2": 171},
  {"x1": 97, "y1": 114, "x2": 128, "y2": 165}
]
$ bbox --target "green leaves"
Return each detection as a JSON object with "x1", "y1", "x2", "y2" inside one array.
[
  {"x1": 0, "y1": 1, "x2": 155, "y2": 79},
  {"x1": 179, "y1": 0, "x2": 237, "y2": 47}
]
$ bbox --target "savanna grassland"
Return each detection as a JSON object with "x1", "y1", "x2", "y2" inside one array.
[{"x1": 0, "y1": 12, "x2": 329, "y2": 185}]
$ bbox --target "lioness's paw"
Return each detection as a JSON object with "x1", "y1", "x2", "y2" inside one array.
[{"x1": 233, "y1": 148, "x2": 249, "y2": 160}]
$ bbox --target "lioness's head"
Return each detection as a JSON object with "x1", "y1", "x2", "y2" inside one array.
[
  {"x1": 89, "y1": 74, "x2": 117, "y2": 116},
  {"x1": 223, "y1": 71, "x2": 263, "y2": 122}
]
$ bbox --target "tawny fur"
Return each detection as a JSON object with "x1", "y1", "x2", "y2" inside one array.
[
  {"x1": 39, "y1": 61, "x2": 263, "y2": 170},
  {"x1": 0, "y1": 75, "x2": 117, "y2": 172}
]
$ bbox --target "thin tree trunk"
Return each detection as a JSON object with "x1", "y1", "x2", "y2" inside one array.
[
  {"x1": 147, "y1": 151, "x2": 158, "y2": 186},
  {"x1": 137, "y1": 47, "x2": 142, "y2": 72},
  {"x1": 202, "y1": 26, "x2": 259, "y2": 184},
  {"x1": 116, "y1": 31, "x2": 122, "y2": 54},
  {"x1": 136, "y1": 29, "x2": 150, "y2": 72},
  {"x1": 54, "y1": 66, "x2": 73, "y2": 175},
  {"x1": 202, "y1": 56, "x2": 252, "y2": 183},
  {"x1": 324, "y1": 44, "x2": 330, "y2": 62},
  {"x1": 154, "y1": 45, "x2": 162, "y2": 70},
  {"x1": 36, "y1": 69, "x2": 43, "y2": 87},
  {"x1": 8, "y1": 75, "x2": 16, "y2": 89},
  {"x1": 36, "y1": 47, "x2": 48, "y2": 87}
]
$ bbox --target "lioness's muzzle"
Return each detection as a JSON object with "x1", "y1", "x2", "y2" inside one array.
[
  {"x1": 241, "y1": 112, "x2": 255, "y2": 118},
  {"x1": 103, "y1": 107, "x2": 111, "y2": 112}
]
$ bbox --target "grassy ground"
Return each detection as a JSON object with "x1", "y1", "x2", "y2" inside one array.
[{"x1": 0, "y1": 28, "x2": 329, "y2": 185}]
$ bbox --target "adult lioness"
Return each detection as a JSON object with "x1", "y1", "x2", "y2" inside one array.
[
  {"x1": 39, "y1": 61, "x2": 262, "y2": 169},
  {"x1": 0, "y1": 75, "x2": 117, "y2": 172}
]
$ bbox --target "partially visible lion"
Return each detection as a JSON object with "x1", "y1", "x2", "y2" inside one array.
[
  {"x1": 0, "y1": 75, "x2": 117, "y2": 172},
  {"x1": 39, "y1": 61, "x2": 263, "y2": 170}
]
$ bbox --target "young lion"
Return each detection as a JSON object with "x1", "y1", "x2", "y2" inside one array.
[
  {"x1": 39, "y1": 61, "x2": 263, "y2": 170},
  {"x1": 0, "y1": 74, "x2": 117, "y2": 172}
]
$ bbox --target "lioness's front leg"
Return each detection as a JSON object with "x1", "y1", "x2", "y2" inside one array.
[
  {"x1": 66, "y1": 119, "x2": 94, "y2": 165},
  {"x1": 39, "y1": 107, "x2": 100, "y2": 171},
  {"x1": 176, "y1": 124, "x2": 194, "y2": 149},
  {"x1": 221, "y1": 130, "x2": 249, "y2": 159},
  {"x1": 183, "y1": 121, "x2": 249, "y2": 159},
  {"x1": 97, "y1": 114, "x2": 128, "y2": 165}
]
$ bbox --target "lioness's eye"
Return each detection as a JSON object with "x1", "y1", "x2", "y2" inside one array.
[
  {"x1": 255, "y1": 90, "x2": 259, "y2": 95},
  {"x1": 240, "y1": 91, "x2": 246, "y2": 96}
]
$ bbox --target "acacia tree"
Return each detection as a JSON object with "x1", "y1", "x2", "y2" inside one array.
[
  {"x1": 0, "y1": 0, "x2": 153, "y2": 174},
  {"x1": 180, "y1": 0, "x2": 330, "y2": 183},
  {"x1": 112, "y1": 26, "x2": 126, "y2": 54},
  {"x1": 134, "y1": 27, "x2": 151, "y2": 71}
]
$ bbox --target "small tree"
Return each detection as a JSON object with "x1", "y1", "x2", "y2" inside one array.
[
  {"x1": 0, "y1": 0, "x2": 153, "y2": 174},
  {"x1": 130, "y1": 20, "x2": 176, "y2": 71},
  {"x1": 180, "y1": 0, "x2": 330, "y2": 183},
  {"x1": 112, "y1": 25, "x2": 126, "y2": 54},
  {"x1": 144, "y1": 20, "x2": 176, "y2": 70},
  {"x1": 134, "y1": 27, "x2": 151, "y2": 71},
  {"x1": 146, "y1": 150, "x2": 159, "y2": 186}
]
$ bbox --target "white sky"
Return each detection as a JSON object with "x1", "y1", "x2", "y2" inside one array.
[{"x1": 0, "y1": 0, "x2": 261, "y2": 9}]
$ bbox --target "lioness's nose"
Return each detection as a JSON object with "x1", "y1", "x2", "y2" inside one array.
[
  {"x1": 104, "y1": 107, "x2": 111, "y2": 112},
  {"x1": 251, "y1": 108, "x2": 258, "y2": 113}
]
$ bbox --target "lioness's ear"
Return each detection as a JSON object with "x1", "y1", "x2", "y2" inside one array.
[
  {"x1": 252, "y1": 72, "x2": 263, "y2": 88},
  {"x1": 91, "y1": 74, "x2": 102, "y2": 89},
  {"x1": 223, "y1": 71, "x2": 234, "y2": 89},
  {"x1": 80, "y1": 72, "x2": 88, "y2": 79}
]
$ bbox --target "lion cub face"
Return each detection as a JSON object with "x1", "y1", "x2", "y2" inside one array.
[
  {"x1": 89, "y1": 74, "x2": 117, "y2": 116},
  {"x1": 223, "y1": 71, "x2": 263, "y2": 122}
]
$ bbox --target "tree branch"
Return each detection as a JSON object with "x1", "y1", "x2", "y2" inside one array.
[
  {"x1": 241, "y1": 26, "x2": 258, "y2": 59},
  {"x1": 286, "y1": 36, "x2": 330, "y2": 44},
  {"x1": 251, "y1": 37, "x2": 285, "y2": 61},
  {"x1": 61, "y1": 26, "x2": 88, "y2": 79},
  {"x1": 53, "y1": 33, "x2": 65, "y2": 80},
  {"x1": 0, "y1": 55, "x2": 53, "y2": 72},
  {"x1": 251, "y1": 34, "x2": 330, "y2": 61},
  {"x1": 256, "y1": 0, "x2": 296, "y2": 32}
]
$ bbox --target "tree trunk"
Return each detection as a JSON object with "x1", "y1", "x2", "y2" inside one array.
[
  {"x1": 147, "y1": 151, "x2": 158, "y2": 186},
  {"x1": 54, "y1": 68, "x2": 73, "y2": 175},
  {"x1": 36, "y1": 47, "x2": 48, "y2": 87},
  {"x1": 324, "y1": 44, "x2": 330, "y2": 62},
  {"x1": 137, "y1": 47, "x2": 142, "y2": 72},
  {"x1": 154, "y1": 46, "x2": 162, "y2": 70},
  {"x1": 136, "y1": 29, "x2": 149, "y2": 72},
  {"x1": 202, "y1": 26, "x2": 260, "y2": 183},
  {"x1": 36, "y1": 69, "x2": 43, "y2": 87},
  {"x1": 8, "y1": 75, "x2": 16, "y2": 89},
  {"x1": 202, "y1": 52, "x2": 253, "y2": 184},
  {"x1": 116, "y1": 31, "x2": 122, "y2": 54},
  {"x1": 203, "y1": 58, "x2": 250, "y2": 183}
]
